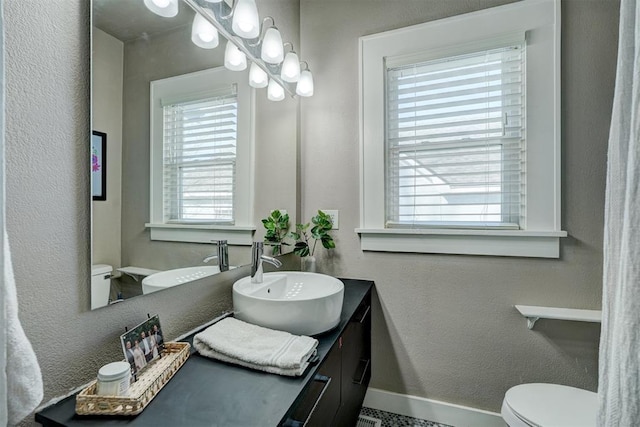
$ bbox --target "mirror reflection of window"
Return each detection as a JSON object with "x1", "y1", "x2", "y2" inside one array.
[
  {"x1": 148, "y1": 67, "x2": 255, "y2": 245},
  {"x1": 163, "y1": 89, "x2": 238, "y2": 224}
]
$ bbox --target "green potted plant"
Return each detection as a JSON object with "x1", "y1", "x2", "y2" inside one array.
[
  {"x1": 261, "y1": 210, "x2": 290, "y2": 255},
  {"x1": 291, "y1": 210, "x2": 336, "y2": 272}
]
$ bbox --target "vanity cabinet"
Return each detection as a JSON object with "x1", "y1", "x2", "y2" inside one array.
[
  {"x1": 35, "y1": 279, "x2": 373, "y2": 427},
  {"x1": 283, "y1": 293, "x2": 372, "y2": 426}
]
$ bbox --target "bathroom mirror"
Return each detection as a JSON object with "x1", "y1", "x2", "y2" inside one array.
[{"x1": 90, "y1": 0, "x2": 298, "y2": 309}]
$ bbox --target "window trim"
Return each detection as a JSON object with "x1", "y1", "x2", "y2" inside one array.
[
  {"x1": 147, "y1": 67, "x2": 255, "y2": 245},
  {"x1": 358, "y1": 0, "x2": 565, "y2": 258}
]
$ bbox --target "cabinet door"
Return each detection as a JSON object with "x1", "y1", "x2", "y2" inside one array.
[
  {"x1": 283, "y1": 342, "x2": 342, "y2": 427},
  {"x1": 335, "y1": 298, "x2": 372, "y2": 426}
]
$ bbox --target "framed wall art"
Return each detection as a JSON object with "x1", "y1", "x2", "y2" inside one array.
[{"x1": 92, "y1": 130, "x2": 107, "y2": 201}]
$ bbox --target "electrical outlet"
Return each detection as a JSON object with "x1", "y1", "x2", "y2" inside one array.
[{"x1": 322, "y1": 210, "x2": 339, "y2": 229}]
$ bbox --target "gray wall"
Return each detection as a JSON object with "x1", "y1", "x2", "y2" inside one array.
[
  {"x1": 3, "y1": 0, "x2": 619, "y2": 420},
  {"x1": 92, "y1": 28, "x2": 123, "y2": 270},
  {"x1": 300, "y1": 0, "x2": 618, "y2": 412},
  {"x1": 3, "y1": 0, "x2": 296, "y2": 415}
]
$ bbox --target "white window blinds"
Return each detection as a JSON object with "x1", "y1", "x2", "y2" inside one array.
[
  {"x1": 385, "y1": 43, "x2": 525, "y2": 229},
  {"x1": 162, "y1": 87, "x2": 237, "y2": 224}
]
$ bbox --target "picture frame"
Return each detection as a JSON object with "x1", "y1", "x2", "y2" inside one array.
[
  {"x1": 91, "y1": 130, "x2": 107, "y2": 201},
  {"x1": 120, "y1": 315, "x2": 165, "y2": 376}
]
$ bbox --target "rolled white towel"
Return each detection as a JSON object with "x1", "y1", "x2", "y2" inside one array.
[{"x1": 193, "y1": 317, "x2": 318, "y2": 377}]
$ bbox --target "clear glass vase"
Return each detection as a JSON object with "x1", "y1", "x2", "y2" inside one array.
[{"x1": 301, "y1": 255, "x2": 317, "y2": 273}]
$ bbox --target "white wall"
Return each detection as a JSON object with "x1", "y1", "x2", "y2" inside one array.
[
  {"x1": 91, "y1": 28, "x2": 123, "y2": 270},
  {"x1": 300, "y1": 0, "x2": 618, "y2": 411}
]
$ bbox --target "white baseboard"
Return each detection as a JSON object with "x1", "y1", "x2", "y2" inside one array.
[{"x1": 363, "y1": 388, "x2": 504, "y2": 427}]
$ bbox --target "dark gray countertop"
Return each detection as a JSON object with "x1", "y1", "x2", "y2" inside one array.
[{"x1": 36, "y1": 279, "x2": 373, "y2": 427}]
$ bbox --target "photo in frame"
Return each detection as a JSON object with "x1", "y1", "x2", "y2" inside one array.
[
  {"x1": 91, "y1": 130, "x2": 107, "y2": 201},
  {"x1": 120, "y1": 315, "x2": 164, "y2": 376}
]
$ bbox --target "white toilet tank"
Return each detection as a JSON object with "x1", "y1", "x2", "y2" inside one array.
[{"x1": 91, "y1": 264, "x2": 113, "y2": 310}]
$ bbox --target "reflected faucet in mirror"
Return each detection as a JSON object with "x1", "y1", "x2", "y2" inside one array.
[
  {"x1": 203, "y1": 240, "x2": 230, "y2": 272},
  {"x1": 250, "y1": 242, "x2": 282, "y2": 284}
]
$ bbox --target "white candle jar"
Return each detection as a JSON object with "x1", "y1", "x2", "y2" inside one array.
[{"x1": 96, "y1": 361, "x2": 131, "y2": 396}]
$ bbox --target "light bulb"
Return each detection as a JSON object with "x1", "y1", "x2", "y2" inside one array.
[
  {"x1": 249, "y1": 63, "x2": 268, "y2": 88},
  {"x1": 224, "y1": 40, "x2": 247, "y2": 71},
  {"x1": 267, "y1": 79, "x2": 285, "y2": 101},
  {"x1": 143, "y1": 0, "x2": 178, "y2": 18},
  {"x1": 281, "y1": 52, "x2": 300, "y2": 82},
  {"x1": 260, "y1": 27, "x2": 284, "y2": 64},
  {"x1": 191, "y1": 14, "x2": 219, "y2": 49},
  {"x1": 296, "y1": 70, "x2": 314, "y2": 97},
  {"x1": 232, "y1": 0, "x2": 260, "y2": 39}
]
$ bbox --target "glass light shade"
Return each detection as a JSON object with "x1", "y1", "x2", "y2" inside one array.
[
  {"x1": 260, "y1": 27, "x2": 284, "y2": 64},
  {"x1": 143, "y1": 0, "x2": 178, "y2": 18},
  {"x1": 224, "y1": 40, "x2": 247, "y2": 71},
  {"x1": 231, "y1": 0, "x2": 260, "y2": 39},
  {"x1": 249, "y1": 63, "x2": 268, "y2": 88},
  {"x1": 296, "y1": 70, "x2": 314, "y2": 97},
  {"x1": 281, "y1": 52, "x2": 301, "y2": 82},
  {"x1": 204, "y1": 0, "x2": 222, "y2": 2},
  {"x1": 267, "y1": 79, "x2": 285, "y2": 101},
  {"x1": 191, "y1": 14, "x2": 219, "y2": 49}
]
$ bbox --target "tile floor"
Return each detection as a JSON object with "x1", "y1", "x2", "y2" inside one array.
[{"x1": 360, "y1": 407, "x2": 454, "y2": 427}]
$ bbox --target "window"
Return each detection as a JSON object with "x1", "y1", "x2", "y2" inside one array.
[
  {"x1": 163, "y1": 92, "x2": 237, "y2": 224},
  {"x1": 358, "y1": 0, "x2": 565, "y2": 258},
  {"x1": 147, "y1": 67, "x2": 255, "y2": 244},
  {"x1": 386, "y1": 44, "x2": 525, "y2": 229}
]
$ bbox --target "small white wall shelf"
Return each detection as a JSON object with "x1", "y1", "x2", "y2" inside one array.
[
  {"x1": 515, "y1": 305, "x2": 602, "y2": 329},
  {"x1": 117, "y1": 266, "x2": 161, "y2": 282}
]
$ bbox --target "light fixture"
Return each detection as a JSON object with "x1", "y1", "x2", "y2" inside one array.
[
  {"x1": 232, "y1": 0, "x2": 260, "y2": 39},
  {"x1": 296, "y1": 64, "x2": 314, "y2": 97},
  {"x1": 260, "y1": 27, "x2": 284, "y2": 64},
  {"x1": 224, "y1": 39, "x2": 247, "y2": 71},
  {"x1": 267, "y1": 79, "x2": 285, "y2": 101},
  {"x1": 191, "y1": 14, "x2": 219, "y2": 49},
  {"x1": 162, "y1": 0, "x2": 317, "y2": 100},
  {"x1": 143, "y1": 0, "x2": 179, "y2": 18},
  {"x1": 281, "y1": 46, "x2": 300, "y2": 82},
  {"x1": 249, "y1": 63, "x2": 268, "y2": 88}
]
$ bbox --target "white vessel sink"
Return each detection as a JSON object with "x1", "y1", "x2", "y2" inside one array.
[
  {"x1": 142, "y1": 266, "x2": 223, "y2": 294},
  {"x1": 232, "y1": 272, "x2": 345, "y2": 336}
]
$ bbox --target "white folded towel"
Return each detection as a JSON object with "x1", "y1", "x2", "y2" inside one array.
[
  {"x1": 5, "y1": 228, "x2": 43, "y2": 425},
  {"x1": 193, "y1": 317, "x2": 318, "y2": 377}
]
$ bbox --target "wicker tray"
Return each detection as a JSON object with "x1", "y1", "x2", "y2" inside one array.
[{"x1": 75, "y1": 341, "x2": 190, "y2": 416}]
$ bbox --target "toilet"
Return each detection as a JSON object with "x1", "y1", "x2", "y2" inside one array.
[
  {"x1": 91, "y1": 264, "x2": 113, "y2": 310},
  {"x1": 502, "y1": 383, "x2": 597, "y2": 427}
]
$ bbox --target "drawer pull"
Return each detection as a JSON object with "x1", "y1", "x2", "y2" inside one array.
[
  {"x1": 356, "y1": 305, "x2": 371, "y2": 323},
  {"x1": 285, "y1": 375, "x2": 332, "y2": 427},
  {"x1": 353, "y1": 358, "x2": 371, "y2": 385}
]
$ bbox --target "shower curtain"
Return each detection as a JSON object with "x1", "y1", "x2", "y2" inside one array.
[{"x1": 598, "y1": 0, "x2": 640, "y2": 425}]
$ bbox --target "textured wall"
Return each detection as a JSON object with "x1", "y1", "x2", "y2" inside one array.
[
  {"x1": 91, "y1": 28, "x2": 123, "y2": 270},
  {"x1": 2, "y1": 0, "x2": 295, "y2": 416},
  {"x1": 300, "y1": 0, "x2": 618, "y2": 412}
]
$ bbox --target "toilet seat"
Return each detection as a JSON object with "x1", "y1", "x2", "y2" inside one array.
[{"x1": 502, "y1": 383, "x2": 597, "y2": 427}]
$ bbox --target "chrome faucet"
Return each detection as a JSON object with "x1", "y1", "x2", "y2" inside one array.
[
  {"x1": 203, "y1": 240, "x2": 230, "y2": 272},
  {"x1": 251, "y1": 242, "x2": 282, "y2": 283}
]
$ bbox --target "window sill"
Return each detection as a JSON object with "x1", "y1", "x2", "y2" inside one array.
[
  {"x1": 145, "y1": 223, "x2": 255, "y2": 245},
  {"x1": 355, "y1": 228, "x2": 567, "y2": 258}
]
